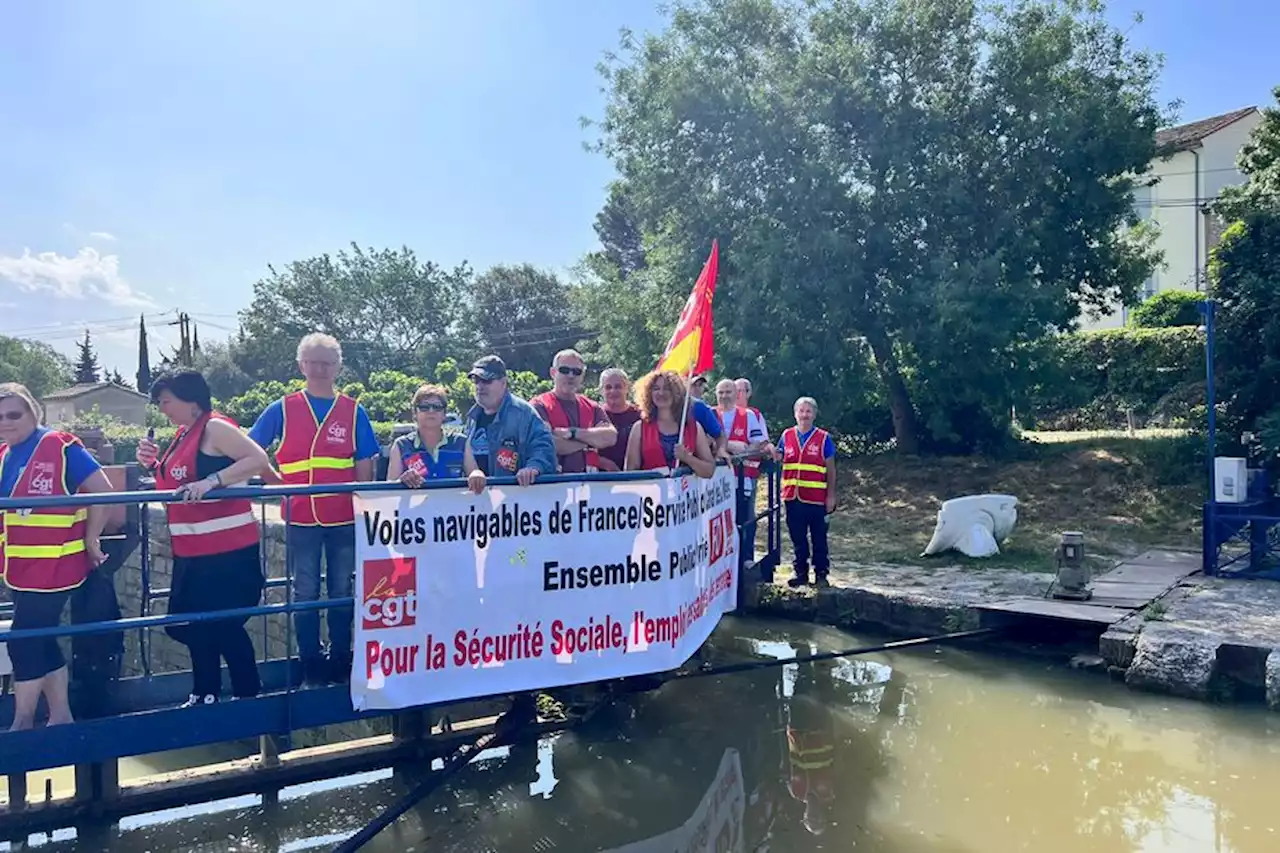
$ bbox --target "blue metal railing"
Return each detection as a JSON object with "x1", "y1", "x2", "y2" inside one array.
[
  {"x1": 0, "y1": 457, "x2": 776, "y2": 650},
  {"x1": 0, "y1": 455, "x2": 781, "y2": 784}
]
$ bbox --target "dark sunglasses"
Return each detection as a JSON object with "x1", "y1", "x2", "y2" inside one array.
[
  {"x1": 0, "y1": 410, "x2": 25, "y2": 421},
  {"x1": 416, "y1": 402, "x2": 447, "y2": 412},
  {"x1": 557, "y1": 365, "x2": 584, "y2": 377}
]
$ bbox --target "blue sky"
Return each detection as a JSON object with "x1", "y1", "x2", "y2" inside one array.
[{"x1": 1, "y1": 0, "x2": 1276, "y2": 377}]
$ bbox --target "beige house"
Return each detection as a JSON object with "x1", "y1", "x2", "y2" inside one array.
[
  {"x1": 42, "y1": 382, "x2": 150, "y2": 426},
  {"x1": 1081, "y1": 106, "x2": 1262, "y2": 330}
]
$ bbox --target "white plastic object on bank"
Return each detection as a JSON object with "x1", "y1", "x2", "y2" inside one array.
[{"x1": 921, "y1": 494, "x2": 1020, "y2": 559}]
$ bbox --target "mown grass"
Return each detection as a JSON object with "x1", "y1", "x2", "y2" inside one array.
[{"x1": 815, "y1": 433, "x2": 1204, "y2": 574}]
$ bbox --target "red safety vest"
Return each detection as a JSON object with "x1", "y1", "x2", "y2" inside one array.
[
  {"x1": 638, "y1": 419, "x2": 698, "y2": 471},
  {"x1": 275, "y1": 392, "x2": 358, "y2": 526},
  {"x1": 533, "y1": 392, "x2": 599, "y2": 471},
  {"x1": 0, "y1": 430, "x2": 92, "y2": 593},
  {"x1": 722, "y1": 407, "x2": 761, "y2": 479},
  {"x1": 781, "y1": 427, "x2": 829, "y2": 505},
  {"x1": 787, "y1": 726, "x2": 835, "y2": 801},
  {"x1": 155, "y1": 412, "x2": 259, "y2": 558}
]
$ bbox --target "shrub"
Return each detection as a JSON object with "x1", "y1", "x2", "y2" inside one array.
[
  {"x1": 1021, "y1": 327, "x2": 1204, "y2": 430},
  {"x1": 1129, "y1": 290, "x2": 1205, "y2": 328},
  {"x1": 1212, "y1": 213, "x2": 1280, "y2": 459}
]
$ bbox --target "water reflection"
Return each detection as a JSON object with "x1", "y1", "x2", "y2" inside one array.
[{"x1": 8, "y1": 616, "x2": 1280, "y2": 852}]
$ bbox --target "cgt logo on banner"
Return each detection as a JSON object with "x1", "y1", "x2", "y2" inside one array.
[{"x1": 350, "y1": 466, "x2": 739, "y2": 710}]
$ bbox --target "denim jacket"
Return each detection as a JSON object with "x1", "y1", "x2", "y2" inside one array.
[{"x1": 464, "y1": 392, "x2": 558, "y2": 476}]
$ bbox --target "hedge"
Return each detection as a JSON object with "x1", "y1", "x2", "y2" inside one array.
[
  {"x1": 1022, "y1": 326, "x2": 1205, "y2": 431},
  {"x1": 86, "y1": 420, "x2": 429, "y2": 466}
]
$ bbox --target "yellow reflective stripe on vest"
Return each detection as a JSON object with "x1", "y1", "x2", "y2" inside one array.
[
  {"x1": 782, "y1": 479, "x2": 827, "y2": 490},
  {"x1": 6, "y1": 539, "x2": 86, "y2": 559},
  {"x1": 279, "y1": 457, "x2": 355, "y2": 475},
  {"x1": 790, "y1": 742, "x2": 834, "y2": 770},
  {"x1": 782, "y1": 462, "x2": 827, "y2": 474},
  {"x1": 3, "y1": 509, "x2": 88, "y2": 528}
]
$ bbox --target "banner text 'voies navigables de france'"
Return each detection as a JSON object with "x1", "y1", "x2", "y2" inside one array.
[{"x1": 350, "y1": 468, "x2": 739, "y2": 710}]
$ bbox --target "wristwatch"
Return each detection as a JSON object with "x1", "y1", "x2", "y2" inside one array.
[{"x1": 569, "y1": 427, "x2": 578, "y2": 441}]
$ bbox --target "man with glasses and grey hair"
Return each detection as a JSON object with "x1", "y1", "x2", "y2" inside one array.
[
  {"x1": 532, "y1": 349, "x2": 616, "y2": 474},
  {"x1": 250, "y1": 332, "x2": 380, "y2": 686}
]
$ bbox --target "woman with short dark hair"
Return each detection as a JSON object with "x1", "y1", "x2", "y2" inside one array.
[
  {"x1": 386, "y1": 384, "x2": 466, "y2": 486},
  {"x1": 137, "y1": 370, "x2": 279, "y2": 707}
]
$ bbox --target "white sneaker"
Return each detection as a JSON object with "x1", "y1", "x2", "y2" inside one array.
[{"x1": 181, "y1": 693, "x2": 217, "y2": 708}]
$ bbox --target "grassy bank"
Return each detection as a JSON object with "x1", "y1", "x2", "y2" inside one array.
[{"x1": 821, "y1": 433, "x2": 1204, "y2": 574}]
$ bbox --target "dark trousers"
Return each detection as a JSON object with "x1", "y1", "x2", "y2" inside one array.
[
  {"x1": 785, "y1": 500, "x2": 829, "y2": 578},
  {"x1": 70, "y1": 570, "x2": 124, "y2": 718},
  {"x1": 187, "y1": 622, "x2": 260, "y2": 698}
]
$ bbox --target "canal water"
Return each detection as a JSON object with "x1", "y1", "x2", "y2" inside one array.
[{"x1": 6, "y1": 615, "x2": 1280, "y2": 852}]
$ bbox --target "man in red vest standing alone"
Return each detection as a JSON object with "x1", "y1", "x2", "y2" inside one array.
[
  {"x1": 250, "y1": 333, "x2": 381, "y2": 686},
  {"x1": 777, "y1": 397, "x2": 837, "y2": 588},
  {"x1": 531, "y1": 349, "x2": 617, "y2": 474}
]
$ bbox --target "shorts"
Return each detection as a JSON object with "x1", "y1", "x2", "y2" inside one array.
[{"x1": 8, "y1": 588, "x2": 72, "y2": 682}]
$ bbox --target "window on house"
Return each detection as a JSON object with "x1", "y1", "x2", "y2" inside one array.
[
  {"x1": 1205, "y1": 209, "x2": 1226, "y2": 254},
  {"x1": 1132, "y1": 184, "x2": 1153, "y2": 219}
]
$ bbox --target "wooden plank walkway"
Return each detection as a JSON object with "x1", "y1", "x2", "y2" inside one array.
[{"x1": 974, "y1": 549, "x2": 1201, "y2": 627}]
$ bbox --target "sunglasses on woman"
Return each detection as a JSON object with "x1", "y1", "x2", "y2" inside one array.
[
  {"x1": 0, "y1": 410, "x2": 26, "y2": 421},
  {"x1": 416, "y1": 401, "x2": 447, "y2": 412}
]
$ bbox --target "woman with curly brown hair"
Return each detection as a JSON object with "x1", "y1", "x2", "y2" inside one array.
[{"x1": 624, "y1": 371, "x2": 717, "y2": 478}]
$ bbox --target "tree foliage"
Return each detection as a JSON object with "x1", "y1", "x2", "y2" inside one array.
[
  {"x1": 136, "y1": 315, "x2": 152, "y2": 393},
  {"x1": 1209, "y1": 87, "x2": 1280, "y2": 460},
  {"x1": 74, "y1": 330, "x2": 101, "y2": 384},
  {"x1": 1128, "y1": 290, "x2": 1204, "y2": 328},
  {"x1": 1210, "y1": 216, "x2": 1280, "y2": 454},
  {"x1": 235, "y1": 242, "x2": 472, "y2": 383},
  {"x1": 1214, "y1": 86, "x2": 1280, "y2": 223},
  {"x1": 1020, "y1": 327, "x2": 1204, "y2": 430},
  {"x1": 221, "y1": 361, "x2": 551, "y2": 430},
  {"x1": 587, "y1": 0, "x2": 1166, "y2": 453},
  {"x1": 0, "y1": 336, "x2": 73, "y2": 399},
  {"x1": 462, "y1": 264, "x2": 587, "y2": 374},
  {"x1": 190, "y1": 340, "x2": 255, "y2": 402}
]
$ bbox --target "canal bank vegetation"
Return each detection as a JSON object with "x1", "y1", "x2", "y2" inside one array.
[{"x1": 825, "y1": 432, "x2": 1203, "y2": 574}]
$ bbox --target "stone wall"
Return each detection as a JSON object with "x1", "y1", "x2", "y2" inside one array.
[{"x1": 117, "y1": 505, "x2": 298, "y2": 678}]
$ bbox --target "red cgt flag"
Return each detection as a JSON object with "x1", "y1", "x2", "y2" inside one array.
[{"x1": 655, "y1": 240, "x2": 718, "y2": 377}]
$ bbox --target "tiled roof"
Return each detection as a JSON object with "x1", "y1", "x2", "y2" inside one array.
[
  {"x1": 43, "y1": 382, "x2": 147, "y2": 400},
  {"x1": 1155, "y1": 107, "x2": 1258, "y2": 153}
]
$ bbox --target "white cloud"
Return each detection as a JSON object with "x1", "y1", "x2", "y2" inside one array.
[
  {"x1": 88, "y1": 231, "x2": 117, "y2": 243},
  {"x1": 0, "y1": 247, "x2": 155, "y2": 309}
]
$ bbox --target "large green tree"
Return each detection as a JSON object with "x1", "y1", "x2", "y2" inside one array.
[
  {"x1": 463, "y1": 264, "x2": 588, "y2": 374},
  {"x1": 0, "y1": 336, "x2": 73, "y2": 399},
  {"x1": 588, "y1": 0, "x2": 1164, "y2": 453},
  {"x1": 1209, "y1": 87, "x2": 1280, "y2": 457},
  {"x1": 74, "y1": 330, "x2": 101, "y2": 384},
  {"x1": 1214, "y1": 85, "x2": 1280, "y2": 223},
  {"x1": 235, "y1": 243, "x2": 472, "y2": 382}
]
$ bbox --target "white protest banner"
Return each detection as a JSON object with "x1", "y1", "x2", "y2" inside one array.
[
  {"x1": 350, "y1": 466, "x2": 738, "y2": 710},
  {"x1": 605, "y1": 748, "x2": 745, "y2": 853}
]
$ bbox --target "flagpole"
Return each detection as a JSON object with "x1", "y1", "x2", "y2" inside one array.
[{"x1": 676, "y1": 362, "x2": 695, "y2": 468}]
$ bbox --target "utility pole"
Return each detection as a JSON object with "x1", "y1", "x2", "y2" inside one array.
[{"x1": 167, "y1": 311, "x2": 192, "y2": 366}]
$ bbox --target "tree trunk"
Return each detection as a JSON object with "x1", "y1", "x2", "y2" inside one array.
[{"x1": 864, "y1": 328, "x2": 920, "y2": 455}]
